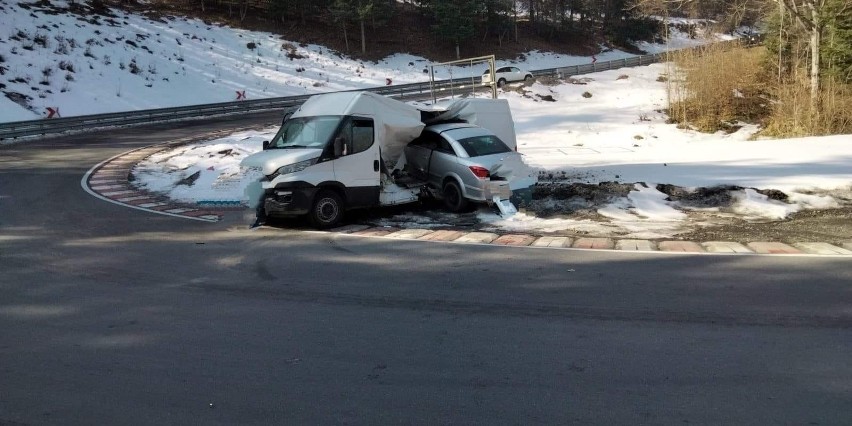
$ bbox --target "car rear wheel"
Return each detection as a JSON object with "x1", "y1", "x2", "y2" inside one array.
[
  {"x1": 497, "y1": 78, "x2": 506, "y2": 88},
  {"x1": 524, "y1": 74, "x2": 533, "y2": 82},
  {"x1": 309, "y1": 190, "x2": 344, "y2": 229},
  {"x1": 442, "y1": 181, "x2": 469, "y2": 213}
]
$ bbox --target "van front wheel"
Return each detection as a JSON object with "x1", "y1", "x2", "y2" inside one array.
[{"x1": 309, "y1": 190, "x2": 344, "y2": 229}]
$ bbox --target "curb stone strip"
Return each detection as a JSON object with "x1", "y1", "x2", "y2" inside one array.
[
  {"x1": 387, "y1": 229, "x2": 434, "y2": 239},
  {"x1": 659, "y1": 241, "x2": 705, "y2": 253},
  {"x1": 419, "y1": 230, "x2": 465, "y2": 241},
  {"x1": 701, "y1": 241, "x2": 753, "y2": 253},
  {"x1": 454, "y1": 232, "x2": 499, "y2": 244},
  {"x1": 573, "y1": 238, "x2": 614, "y2": 250},
  {"x1": 792, "y1": 242, "x2": 852, "y2": 255},
  {"x1": 84, "y1": 142, "x2": 852, "y2": 257},
  {"x1": 616, "y1": 239, "x2": 655, "y2": 251},
  {"x1": 532, "y1": 236, "x2": 572, "y2": 248},
  {"x1": 493, "y1": 234, "x2": 536, "y2": 246},
  {"x1": 81, "y1": 145, "x2": 221, "y2": 223},
  {"x1": 747, "y1": 242, "x2": 802, "y2": 254}
]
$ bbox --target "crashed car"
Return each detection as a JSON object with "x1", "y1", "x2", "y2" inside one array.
[{"x1": 403, "y1": 122, "x2": 527, "y2": 212}]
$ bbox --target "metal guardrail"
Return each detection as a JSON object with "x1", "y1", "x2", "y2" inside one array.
[{"x1": 0, "y1": 40, "x2": 743, "y2": 141}]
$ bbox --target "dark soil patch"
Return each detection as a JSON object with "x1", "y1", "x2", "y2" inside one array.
[
  {"x1": 534, "y1": 182, "x2": 634, "y2": 201},
  {"x1": 656, "y1": 184, "x2": 742, "y2": 208},
  {"x1": 675, "y1": 207, "x2": 852, "y2": 244}
]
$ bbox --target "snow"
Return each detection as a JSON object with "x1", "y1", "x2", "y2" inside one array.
[
  {"x1": 4, "y1": 2, "x2": 851, "y2": 237},
  {"x1": 130, "y1": 61, "x2": 852, "y2": 236},
  {"x1": 731, "y1": 189, "x2": 800, "y2": 220},
  {"x1": 1, "y1": 0, "x2": 735, "y2": 122}
]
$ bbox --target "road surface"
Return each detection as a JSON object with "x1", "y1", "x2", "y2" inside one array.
[{"x1": 2, "y1": 116, "x2": 851, "y2": 425}]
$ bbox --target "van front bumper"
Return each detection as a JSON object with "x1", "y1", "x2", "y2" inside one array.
[{"x1": 261, "y1": 184, "x2": 318, "y2": 217}]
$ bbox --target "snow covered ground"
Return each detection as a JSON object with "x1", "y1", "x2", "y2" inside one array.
[
  {"x1": 131, "y1": 63, "x2": 852, "y2": 238},
  {"x1": 1, "y1": 0, "x2": 734, "y2": 122},
  {"x1": 4, "y1": 1, "x2": 849, "y2": 237}
]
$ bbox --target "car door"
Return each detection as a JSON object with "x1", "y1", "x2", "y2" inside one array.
[
  {"x1": 404, "y1": 132, "x2": 439, "y2": 182},
  {"x1": 509, "y1": 67, "x2": 522, "y2": 82},
  {"x1": 496, "y1": 67, "x2": 511, "y2": 81},
  {"x1": 331, "y1": 117, "x2": 380, "y2": 208},
  {"x1": 427, "y1": 134, "x2": 460, "y2": 187}
]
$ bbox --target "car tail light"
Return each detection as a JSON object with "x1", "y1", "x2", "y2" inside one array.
[{"x1": 469, "y1": 165, "x2": 490, "y2": 179}]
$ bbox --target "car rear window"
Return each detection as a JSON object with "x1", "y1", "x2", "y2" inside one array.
[{"x1": 457, "y1": 135, "x2": 511, "y2": 157}]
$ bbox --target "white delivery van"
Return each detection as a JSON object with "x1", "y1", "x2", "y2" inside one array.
[{"x1": 241, "y1": 91, "x2": 535, "y2": 228}]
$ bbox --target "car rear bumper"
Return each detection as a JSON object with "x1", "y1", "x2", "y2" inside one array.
[{"x1": 465, "y1": 180, "x2": 512, "y2": 202}]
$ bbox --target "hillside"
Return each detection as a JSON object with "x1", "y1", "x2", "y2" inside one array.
[
  {"x1": 0, "y1": 0, "x2": 728, "y2": 122},
  {"x1": 125, "y1": 0, "x2": 605, "y2": 63}
]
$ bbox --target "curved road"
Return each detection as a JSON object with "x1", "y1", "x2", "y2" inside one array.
[{"x1": 2, "y1": 115, "x2": 851, "y2": 425}]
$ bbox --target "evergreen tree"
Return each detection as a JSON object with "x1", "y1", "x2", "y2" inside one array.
[
  {"x1": 432, "y1": 0, "x2": 478, "y2": 59},
  {"x1": 330, "y1": 0, "x2": 357, "y2": 52},
  {"x1": 822, "y1": 0, "x2": 852, "y2": 82}
]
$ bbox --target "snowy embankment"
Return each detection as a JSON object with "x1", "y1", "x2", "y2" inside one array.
[
  {"x1": 4, "y1": 1, "x2": 849, "y2": 237},
  {"x1": 0, "y1": 0, "x2": 717, "y2": 122},
  {"x1": 132, "y1": 63, "x2": 852, "y2": 238}
]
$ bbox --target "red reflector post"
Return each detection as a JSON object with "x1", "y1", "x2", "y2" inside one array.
[{"x1": 469, "y1": 165, "x2": 490, "y2": 179}]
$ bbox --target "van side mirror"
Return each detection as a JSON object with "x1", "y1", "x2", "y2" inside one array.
[{"x1": 262, "y1": 140, "x2": 270, "y2": 150}]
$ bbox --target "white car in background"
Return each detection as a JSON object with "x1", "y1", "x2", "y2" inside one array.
[{"x1": 481, "y1": 66, "x2": 534, "y2": 87}]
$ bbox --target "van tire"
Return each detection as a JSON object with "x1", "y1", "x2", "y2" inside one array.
[
  {"x1": 309, "y1": 190, "x2": 344, "y2": 229},
  {"x1": 442, "y1": 181, "x2": 469, "y2": 213}
]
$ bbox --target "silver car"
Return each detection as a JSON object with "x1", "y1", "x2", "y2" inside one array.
[{"x1": 403, "y1": 123, "x2": 525, "y2": 212}]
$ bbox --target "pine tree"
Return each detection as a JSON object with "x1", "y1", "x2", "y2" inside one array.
[{"x1": 432, "y1": 0, "x2": 478, "y2": 59}]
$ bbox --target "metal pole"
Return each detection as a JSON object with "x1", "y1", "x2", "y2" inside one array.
[
  {"x1": 489, "y1": 55, "x2": 497, "y2": 99},
  {"x1": 430, "y1": 66, "x2": 436, "y2": 104}
]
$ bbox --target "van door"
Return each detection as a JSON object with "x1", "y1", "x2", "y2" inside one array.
[{"x1": 331, "y1": 117, "x2": 380, "y2": 208}]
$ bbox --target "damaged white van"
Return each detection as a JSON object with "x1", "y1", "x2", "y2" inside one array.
[{"x1": 240, "y1": 91, "x2": 535, "y2": 228}]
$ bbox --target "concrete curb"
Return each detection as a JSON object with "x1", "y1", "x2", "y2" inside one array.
[
  {"x1": 81, "y1": 131, "x2": 252, "y2": 223},
  {"x1": 84, "y1": 143, "x2": 852, "y2": 258},
  {"x1": 328, "y1": 226, "x2": 852, "y2": 257}
]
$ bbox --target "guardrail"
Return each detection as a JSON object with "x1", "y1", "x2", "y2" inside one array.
[{"x1": 0, "y1": 40, "x2": 744, "y2": 141}]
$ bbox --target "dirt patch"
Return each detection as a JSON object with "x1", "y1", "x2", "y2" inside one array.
[
  {"x1": 656, "y1": 184, "x2": 742, "y2": 208},
  {"x1": 675, "y1": 207, "x2": 852, "y2": 244}
]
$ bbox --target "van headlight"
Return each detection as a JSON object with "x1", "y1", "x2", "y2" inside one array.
[{"x1": 267, "y1": 158, "x2": 317, "y2": 180}]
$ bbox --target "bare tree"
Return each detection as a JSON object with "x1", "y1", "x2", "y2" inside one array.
[{"x1": 776, "y1": 0, "x2": 827, "y2": 105}]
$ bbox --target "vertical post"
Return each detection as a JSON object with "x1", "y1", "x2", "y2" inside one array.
[
  {"x1": 489, "y1": 55, "x2": 497, "y2": 99},
  {"x1": 430, "y1": 66, "x2": 436, "y2": 104}
]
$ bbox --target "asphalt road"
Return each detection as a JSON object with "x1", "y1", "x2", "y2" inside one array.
[{"x1": 2, "y1": 116, "x2": 851, "y2": 425}]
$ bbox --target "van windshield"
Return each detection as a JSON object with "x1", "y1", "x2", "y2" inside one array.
[{"x1": 268, "y1": 116, "x2": 342, "y2": 149}]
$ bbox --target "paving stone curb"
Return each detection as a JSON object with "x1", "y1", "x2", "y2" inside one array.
[
  {"x1": 85, "y1": 142, "x2": 852, "y2": 257},
  {"x1": 330, "y1": 226, "x2": 852, "y2": 257},
  {"x1": 82, "y1": 131, "x2": 254, "y2": 223}
]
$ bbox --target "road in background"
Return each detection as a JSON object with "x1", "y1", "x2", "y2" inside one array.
[{"x1": 2, "y1": 118, "x2": 851, "y2": 425}]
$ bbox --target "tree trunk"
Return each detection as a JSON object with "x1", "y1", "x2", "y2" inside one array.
[
  {"x1": 239, "y1": 1, "x2": 248, "y2": 23},
  {"x1": 513, "y1": 2, "x2": 518, "y2": 42},
  {"x1": 809, "y1": 4, "x2": 820, "y2": 108},
  {"x1": 360, "y1": 18, "x2": 366, "y2": 54},
  {"x1": 343, "y1": 24, "x2": 350, "y2": 52},
  {"x1": 455, "y1": 42, "x2": 460, "y2": 60}
]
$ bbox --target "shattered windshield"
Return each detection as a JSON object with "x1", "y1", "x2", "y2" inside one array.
[{"x1": 268, "y1": 115, "x2": 342, "y2": 149}]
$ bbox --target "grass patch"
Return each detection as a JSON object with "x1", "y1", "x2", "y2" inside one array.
[
  {"x1": 666, "y1": 42, "x2": 852, "y2": 137},
  {"x1": 666, "y1": 43, "x2": 768, "y2": 133}
]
